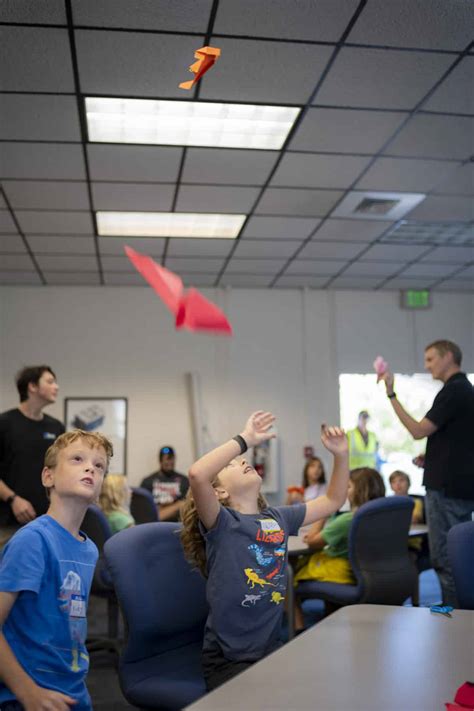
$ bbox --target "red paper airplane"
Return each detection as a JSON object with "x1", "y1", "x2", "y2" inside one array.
[
  {"x1": 125, "y1": 246, "x2": 232, "y2": 335},
  {"x1": 179, "y1": 46, "x2": 221, "y2": 90}
]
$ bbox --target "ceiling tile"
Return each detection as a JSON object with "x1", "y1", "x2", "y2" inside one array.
[
  {"x1": 432, "y1": 163, "x2": 474, "y2": 197},
  {"x1": 274, "y1": 275, "x2": 329, "y2": 288},
  {"x1": 446, "y1": 264, "x2": 474, "y2": 278},
  {"x1": 0, "y1": 271, "x2": 42, "y2": 285},
  {"x1": 92, "y1": 183, "x2": 175, "y2": 211},
  {"x1": 3, "y1": 181, "x2": 89, "y2": 210},
  {"x1": 380, "y1": 277, "x2": 437, "y2": 289},
  {"x1": 423, "y1": 57, "x2": 474, "y2": 114},
  {"x1": 225, "y1": 258, "x2": 286, "y2": 274},
  {"x1": 1, "y1": 95, "x2": 81, "y2": 142},
  {"x1": 27, "y1": 235, "x2": 96, "y2": 254},
  {"x1": 400, "y1": 263, "x2": 461, "y2": 278},
  {"x1": 76, "y1": 31, "x2": 203, "y2": 97},
  {"x1": 101, "y1": 255, "x2": 142, "y2": 272},
  {"x1": 166, "y1": 239, "x2": 234, "y2": 258},
  {"x1": 272, "y1": 153, "x2": 371, "y2": 189},
  {"x1": 199, "y1": 38, "x2": 334, "y2": 104},
  {"x1": 72, "y1": 0, "x2": 212, "y2": 30},
  {"x1": 407, "y1": 195, "x2": 473, "y2": 222},
  {"x1": 298, "y1": 241, "x2": 369, "y2": 260},
  {"x1": 219, "y1": 274, "x2": 273, "y2": 287},
  {"x1": 311, "y1": 219, "x2": 389, "y2": 242},
  {"x1": 166, "y1": 257, "x2": 225, "y2": 273},
  {"x1": 36, "y1": 255, "x2": 98, "y2": 271},
  {"x1": 0, "y1": 235, "x2": 27, "y2": 253},
  {"x1": 176, "y1": 185, "x2": 259, "y2": 213},
  {"x1": 16, "y1": 211, "x2": 93, "y2": 235},
  {"x1": 103, "y1": 272, "x2": 145, "y2": 286},
  {"x1": 233, "y1": 240, "x2": 299, "y2": 258},
  {"x1": 361, "y1": 244, "x2": 431, "y2": 261},
  {"x1": 310, "y1": 218, "x2": 393, "y2": 242},
  {"x1": 0, "y1": 254, "x2": 36, "y2": 270},
  {"x1": 421, "y1": 246, "x2": 474, "y2": 263},
  {"x1": 255, "y1": 188, "x2": 342, "y2": 216},
  {"x1": 285, "y1": 259, "x2": 347, "y2": 275},
  {"x1": 1, "y1": 27, "x2": 74, "y2": 91},
  {"x1": 343, "y1": 261, "x2": 407, "y2": 276},
  {"x1": 0, "y1": 0, "x2": 66, "y2": 23},
  {"x1": 182, "y1": 149, "x2": 278, "y2": 186},
  {"x1": 242, "y1": 216, "x2": 320, "y2": 240},
  {"x1": 329, "y1": 276, "x2": 383, "y2": 289},
  {"x1": 87, "y1": 145, "x2": 183, "y2": 182},
  {"x1": 0, "y1": 212, "x2": 17, "y2": 233},
  {"x1": 347, "y1": 0, "x2": 474, "y2": 51},
  {"x1": 0, "y1": 143, "x2": 86, "y2": 180},
  {"x1": 289, "y1": 108, "x2": 407, "y2": 153},
  {"x1": 356, "y1": 157, "x2": 459, "y2": 193},
  {"x1": 386, "y1": 115, "x2": 473, "y2": 160},
  {"x1": 435, "y1": 279, "x2": 474, "y2": 292},
  {"x1": 44, "y1": 272, "x2": 101, "y2": 285},
  {"x1": 99, "y1": 237, "x2": 165, "y2": 257},
  {"x1": 315, "y1": 47, "x2": 452, "y2": 110},
  {"x1": 181, "y1": 273, "x2": 218, "y2": 287},
  {"x1": 214, "y1": 0, "x2": 360, "y2": 41}
]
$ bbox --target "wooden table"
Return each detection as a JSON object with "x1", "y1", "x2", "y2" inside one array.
[{"x1": 185, "y1": 605, "x2": 474, "y2": 711}]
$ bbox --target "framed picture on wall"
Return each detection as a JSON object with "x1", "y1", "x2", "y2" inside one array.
[{"x1": 64, "y1": 397, "x2": 128, "y2": 475}]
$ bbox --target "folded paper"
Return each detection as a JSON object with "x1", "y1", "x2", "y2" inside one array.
[
  {"x1": 125, "y1": 246, "x2": 232, "y2": 335},
  {"x1": 179, "y1": 46, "x2": 221, "y2": 90}
]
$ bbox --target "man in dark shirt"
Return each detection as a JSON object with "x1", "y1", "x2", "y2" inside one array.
[
  {"x1": 0, "y1": 366, "x2": 64, "y2": 543},
  {"x1": 140, "y1": 446, "x2": 189, "y2": 522},
  {"x1": 379, "y1": 340, "x2": 474, "y2": 607}
]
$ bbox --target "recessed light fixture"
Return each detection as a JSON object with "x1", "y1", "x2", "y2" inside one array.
[
  {"x1": 96, "y1": 211, "x2": 246, "y2": 238},
  {"x1": 332, "y1": 191, "x2": 426, "y2": 221},
  {"x1": 85, "y1": 97, "x2": 300, "y2": 150}
]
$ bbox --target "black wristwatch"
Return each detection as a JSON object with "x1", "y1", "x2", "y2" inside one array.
[{"x1": 5, "y1": 493, "x2": 16, "y2": 505}]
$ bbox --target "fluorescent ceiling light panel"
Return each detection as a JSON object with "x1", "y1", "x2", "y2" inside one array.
[
  {"x1": 86, "y1": 97, "x2": 300, "y2": 149},
  {"x1": 97, "y1": 211, "x2": 246, "y2": 238}
]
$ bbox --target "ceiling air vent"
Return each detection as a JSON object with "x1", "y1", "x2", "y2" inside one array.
[{"x1": 332, "y1": 191, "x2": 426, "y2": 221}]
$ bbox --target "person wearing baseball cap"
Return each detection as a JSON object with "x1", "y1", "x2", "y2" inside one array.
[{"x1": 140, "y1": 445, "x2": 189, "y2": 521}]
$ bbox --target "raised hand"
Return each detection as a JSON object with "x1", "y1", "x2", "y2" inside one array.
[
  {"x1": 320, "y1": 425, "x2": 348, "y2": 456},
  {"x1": 241, "y1": 411, "x2": 276, "y2": 448},
  {"x1": 378, "y1": 369, "x2": 395, "y2": 391}
]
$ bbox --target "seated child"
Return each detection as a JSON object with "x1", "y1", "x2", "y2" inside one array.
[
  {"x1": 294, "y1": 467, "x2": 385, "y2": 630},
  {"x1": 286, "y1": 456, "x2": 327, "y2": 504},
  {"x1": 98, "y1": 473, "x2": 135, "y2": 534},
  {"x1": 180, "y1": 411, "x2": 350, "y2": 691},
  {"x1": 0, "y1": 429, "x2": 113, "y2": 711},
  {"x1": 389, "y1": 470, "x2": 423, "y2": 523}
]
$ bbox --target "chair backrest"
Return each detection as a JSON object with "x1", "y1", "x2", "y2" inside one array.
[
  {"x1": 81, "y1": 504, "x2": 113, "y2": 553},
  {"x1": 104, "y1": 522, "x2": 208, "y2": 661},
  {"x1": 130, "y1": 487, "x2": 158, "y2": 524},
  {"x1": 447, "y1": 521, "x2": 474, "y2": 610},
  {"x1": 349, "y1": 496, "x2": 417, "y2": 605}
]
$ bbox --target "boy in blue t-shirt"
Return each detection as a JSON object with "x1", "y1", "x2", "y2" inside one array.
[{"x1": 0, "y1": 429, "x2": 113, "y2": 711}]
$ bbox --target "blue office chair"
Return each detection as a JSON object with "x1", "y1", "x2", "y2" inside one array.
[
  {"x1": 130, "y1": 486, "x2": 159, "y2": 524},
  {"x1": 103, "y1": 522, "x2": 208, "y2": 710},
  {"x1": 296, "y1": 497, "x2": 417, "y2": 610},
  {"x1": 447, "y1": 521, "x2": 474, "y2": 610}
]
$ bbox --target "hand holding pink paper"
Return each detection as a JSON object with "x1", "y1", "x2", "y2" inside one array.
[
  {"x1": 373, "y1": 356, "x2": 388, "y2": 381},
  {"x1": 124, "y1": 246, "x2": 232, "y2": 335}
]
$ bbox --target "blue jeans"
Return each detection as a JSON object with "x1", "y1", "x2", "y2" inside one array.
[{"x1": 425, "y1": 489, "x2": 474, "y2": 607}]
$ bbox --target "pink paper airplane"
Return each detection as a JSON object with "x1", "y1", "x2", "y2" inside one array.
[
  {"x1": 125, "y1": 246, "x2": 232, "y2": 335},
  {"x1": 373, "y1": 356, "x2": 388, "y2": 377}
]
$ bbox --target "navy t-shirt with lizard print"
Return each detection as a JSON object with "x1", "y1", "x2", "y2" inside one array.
[{"x1": 200, "y1": 503, "x2": 306, "y2": 661}]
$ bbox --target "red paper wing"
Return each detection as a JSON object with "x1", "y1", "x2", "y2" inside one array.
[
  {"x1": 455, "y1": 682, "x2": 474, "y2": 708},
  {"x1": 124, "y1": 246, "x2": 183, "y2": 314},
  {"x1": 175, "y1": 288, "x2": 232, "y2": 335}
]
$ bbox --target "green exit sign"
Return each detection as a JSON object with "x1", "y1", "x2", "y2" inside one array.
[{"x1": 401, "y1": 290, "x2": 431, "y2": 309}]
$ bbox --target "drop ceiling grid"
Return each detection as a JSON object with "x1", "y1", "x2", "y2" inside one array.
[{"x1": 0, "y1": 0, "x2": 473, "y2": 290}]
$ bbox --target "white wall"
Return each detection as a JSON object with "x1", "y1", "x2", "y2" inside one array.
[{"x1": 1, "y1": 286, "x2": 472, "y2": 499}]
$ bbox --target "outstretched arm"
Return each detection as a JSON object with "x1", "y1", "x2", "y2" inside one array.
[
  {"x1": 379, "y1": 372, "x2": 437, "y2": 440},
  {"x1": 188, "y1": 411, "x2": 275, "y2": 530},
  {"x1": 302, "y1": 426, "x2": 349, "y2": 526}
]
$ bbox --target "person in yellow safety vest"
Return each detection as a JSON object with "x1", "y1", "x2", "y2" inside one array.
[{"x1": 347, "y1": 411, "x2": 379, "y2": 470}]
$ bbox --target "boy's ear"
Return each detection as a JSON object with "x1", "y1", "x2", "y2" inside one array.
[{"x1": 41, "y1": 466, "x2": 54, "y2": 488}]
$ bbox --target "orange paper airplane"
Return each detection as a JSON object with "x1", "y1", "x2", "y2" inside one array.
[{"x1": 179, "y1": 46, "x2": 221, "y2": 90}]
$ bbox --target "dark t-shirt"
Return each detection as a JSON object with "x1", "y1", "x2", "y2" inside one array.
[
  {"x1": 424, "y1": 372, "x2": 474, "y2": 499},
  {"x1": 201, "y1": 503, "x2": 306, "y2": 662},
  {"x1": 0, "y1": 409, "x2": 65, "y2": 526},
  {"x1": 140, "y1": 469, "x2": 189, "y2": 505}
]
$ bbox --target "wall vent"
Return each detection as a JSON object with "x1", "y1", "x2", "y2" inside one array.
[{"x1": 331, "y1": 191, "x2": 426, "y2": 221}]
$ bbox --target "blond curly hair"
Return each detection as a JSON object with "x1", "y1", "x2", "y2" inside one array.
[{"x1": 180, "y1": 476, "x2": 267, "y2": 577}]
